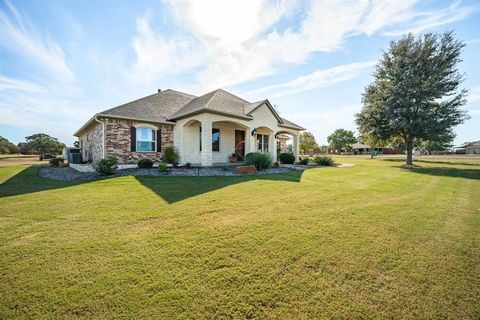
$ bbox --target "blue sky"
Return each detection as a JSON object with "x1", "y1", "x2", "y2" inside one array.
[{"x1": 1, "y1": 0, "x2": 479, "y2": 146}]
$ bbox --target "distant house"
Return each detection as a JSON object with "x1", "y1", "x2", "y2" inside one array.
[
  {"x1": 457, "y1": 141, "x2": 480, "y2": 154},
  {"x1": 276, "y1": 134, "x2": 291, "y2": 153},
  {"x1": 351, "y1": 142, "x2": 400, "y2": 155},
  {"x1": 74, "y1": 88, "x2": 305, "y2": 166}
]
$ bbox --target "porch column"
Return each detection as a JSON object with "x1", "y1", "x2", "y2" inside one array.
[
  {"x1": 294, "y1": 134, "x2": 300, "y2": 161},
  {"x1": 271, "y1": 133, "x2": 277, "y2": 161},
  {"x1": 173, "y1": 125, "x2": 183, "y2": 164},
  {"x1": 201, "y1": 120, "x2": 212, "y2": 166}
]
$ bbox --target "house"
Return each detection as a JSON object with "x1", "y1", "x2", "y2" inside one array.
[
  {"x1": 276, "y1": 134, "x2": 292, "y2": 153},
  {"x1": 74, "y1": 89, "x2": 305, "y2": 166},
  {"x1": 351, "y1": 142, "x2": 400, "y2": 155},
  {"x1": 456, "y1": 140, "x2": 480, "y2": 154}
]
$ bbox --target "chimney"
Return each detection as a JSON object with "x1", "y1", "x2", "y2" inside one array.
[{"x1": 157, "y1": 89, "x2": 161, "y2": 93}]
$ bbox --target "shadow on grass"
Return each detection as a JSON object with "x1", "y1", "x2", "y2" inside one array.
[
  {"x1": 0, "y1": 166, "x2": 85, "y2": 198},
  {"x1": 406, "y1": 166, "x2": 480, "y2": 180},
  {"x1": 135, "y1": 170, "x2": 304, "y2": 203},
  {"x1": 0, "y1": 166, "x2": 304, "y2": 203},
  {"x1": 382, "y1": 158, "x2": 480, "y2": 167}
]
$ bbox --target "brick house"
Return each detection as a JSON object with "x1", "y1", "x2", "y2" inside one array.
[{"x1": 74, "y1": 89, "x2": 305, "y2": 166}]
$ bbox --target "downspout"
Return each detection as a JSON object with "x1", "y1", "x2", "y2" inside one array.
[{"x1": 94, "y1": 115, "x2": 106, "y2": 159}]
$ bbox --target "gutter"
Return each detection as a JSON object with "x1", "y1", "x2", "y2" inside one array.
[{"x1": 94, "y1": 115, "x2": 106, "y2": 159}]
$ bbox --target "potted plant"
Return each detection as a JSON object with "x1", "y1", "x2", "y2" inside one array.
[{"x1": 228, "y1": 153, "x2": 237, "y2": 163}]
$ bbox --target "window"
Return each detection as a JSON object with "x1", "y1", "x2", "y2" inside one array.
[
  {"x1": 199, "y1": 127, "x2": 220, "y2": 152},
  {"x1": 212, "y1": 128, "x2": 220, "y2": 151},
  {"x1": 257, "y1": 134, "x2": 269, "y2": 152},
  {"x1": 136, "y1": 127, "x2": 156, "y2": 152}
]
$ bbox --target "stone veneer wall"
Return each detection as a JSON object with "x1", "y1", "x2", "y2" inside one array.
[
  {"x1": 105, "y1": 118, "x2": 174, "y2": 164},
  {"x1": 79, "y1": 122, "x2": 104, "y2": 163}
]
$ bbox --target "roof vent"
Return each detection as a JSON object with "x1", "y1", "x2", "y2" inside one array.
[{"x1": 157, "y1": 89, "x2": 161, "y2": 93}]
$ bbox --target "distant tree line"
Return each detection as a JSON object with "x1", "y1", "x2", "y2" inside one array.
[{"x1": 0, "y1": 133, "x2": 65, "y2": 160}]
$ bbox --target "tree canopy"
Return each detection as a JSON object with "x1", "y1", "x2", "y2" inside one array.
[
  {"x1": 25, "y1": 133, "x2": 65, "y2": 160},
  {"x1": 327, "y1": 129, "x2": 357, "y2": 151},
  {"x1": 299, "y1": 131, "x2": 319, "y2": 153},
  {"x1": 356, "y1": 31, "x2": 469, "y2": 165},
  {"x1": 0, "y1": 136, "x2": 20, "y2": 154}
]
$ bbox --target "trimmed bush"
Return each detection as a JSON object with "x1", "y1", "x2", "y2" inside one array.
[
  {"x1": 313, "y1": 155, "x2": 335, "y2": 166},
  {"x1": 137, "y1": 158, "x2": 153, "y2": 168},
  {"x1": 279, "y1": 152, "x2": 295, "y2": 164},
  {"x1": 245, "y1": 152, "x2": 273, "y2": 170},
  {"x1": 94, "y1": 156, "x2": 118, "y2": 175},
  {"x1": 49, "y1": 157, "x2": 64, "y2": 167},
  {"x1": 163, "y1": 146, "x2": 179, "y2": 164},
  {"x1": 185, "y1": 162, "x2": 192, "y2": 168},
  {"x1": 158, "y1": 162, "x2": 168, "y2": 173},
  {"x1": 299, "y1": 157, "x2": 309, "y2": 165}
]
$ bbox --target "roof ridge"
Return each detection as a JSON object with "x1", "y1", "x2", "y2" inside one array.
[
  {"x1": 204, "y1": 89, "x2": 222, "y2": 109},
  {"x1": 101, "y1": 92, "x2": 160, "y2": 114}
]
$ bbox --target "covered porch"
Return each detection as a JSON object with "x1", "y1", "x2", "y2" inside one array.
[{"x1": 176, "y1": 115, "x2": 300, "y2": 166}]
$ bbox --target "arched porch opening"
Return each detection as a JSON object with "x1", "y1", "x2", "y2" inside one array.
[
  {"x1": 211, "y1": 120, "x2": 250, "y2": 163},
  {"x1": 275, "y1": 130, "x2": 299, "y2": 161}
]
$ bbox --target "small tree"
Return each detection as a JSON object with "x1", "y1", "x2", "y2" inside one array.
[
  {"x1": 299, "y1": 131, "x2": 319, "y2": 154},
  {"x1": 327, "y1": 129, "x2": 357, "y2": 152},
  {"x1": 356, "y1": 32, "x2": 469, "y2": 166},
  {"x1": 25, "y1": 133, "x2": 65, "y2": 160},
  {"x1": 0, "y1": 136, "x2": 20, "y2": 154}
]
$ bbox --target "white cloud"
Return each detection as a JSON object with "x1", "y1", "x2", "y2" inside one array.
[
  {"x1": 129, "y1": 10, "x2": 205, "y2": 85},
  {"x1": 0, "y1": 0, "x2": 74, "y2": 83},
  {"x1": 468, "y1": 85, "x2": 480, "y2": 103},
  {"x1": 466, "y1": 38, "x2": 480, "y2": 45},
  {"x1": 382, "y1": 1, "x2": 480, "y2": 36},
  {"x1": 0, "y1": 75, "x2": 45, "y2": 92},
  {"x1": 242, "y1": 60, "x2": 376, "y2": 98},
  {"x1": 128, "y1": 0, "x2": 477, "y2": 92}
]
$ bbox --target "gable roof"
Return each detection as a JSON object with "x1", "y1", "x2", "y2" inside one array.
[
  {"x1": 278, "y1": 117, "x2": 305, "y2": 130},
  {"x1": 74, "y1": 88, "x2": 305, "y2": 136},
  {"x1": 99, "y1": 89, "x2": 196, "y2": 123},
  {"x1": 169, "y1": 89, "x2": 253, "y2": 120}
]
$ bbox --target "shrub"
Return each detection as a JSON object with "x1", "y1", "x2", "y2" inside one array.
[
  {"x1": 49, "y1": 157, "x2": 64, "y2": 167},
  {"x1": 313, "y1": 155, "x2": 335, "y2": 166},
  {"x1": 137, "y1": 158, "x2": 153, "y2": 168},
  {"x1": 163, "y1": 146, "x2": 179, "y2": 164},
  {"x1": 158, "y1": 162, "x2": 168, "y2": 173},
  {"x1": 299, "y1": 157, "x2": 309, "y2": 165},
  {"x1": 185, "y1": 162, "x2": 192, "y2": 168},
  {"x1": 273, "y1": 161, "x2": 280, "y2": 168},
  {"x1": 94, "y1": 156, "x2": 118, "y2": 175},
  {"x1": 279, "y1": 152, "x2": 295, "y2": 164},
  {"x1": 245, "y1": 152, "x2": 273, "y2": 170}
]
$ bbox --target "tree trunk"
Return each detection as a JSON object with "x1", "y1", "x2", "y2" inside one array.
[
  {"x1": 406, "y1": 139, "x2": 413, "y2": 166},
  {"x1": 39, "y1": 150, "x2": 44, "y2": 161}
]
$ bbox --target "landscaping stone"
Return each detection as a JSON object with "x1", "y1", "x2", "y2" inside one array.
[
  {"x1": 234, "y1": 165, "x2": 257, "y2": 174},
  {"x1": 39, "y1": 165, "x2": 292, "y2": 181}
]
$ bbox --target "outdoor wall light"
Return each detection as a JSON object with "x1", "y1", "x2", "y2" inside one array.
[{"x1": 251, "y1": 128, "x2": 257, "y2": 136}]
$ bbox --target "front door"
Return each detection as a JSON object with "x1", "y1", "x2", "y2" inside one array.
[{"x1": 234, "y1": 130, "x2": 245, "y2": 160}]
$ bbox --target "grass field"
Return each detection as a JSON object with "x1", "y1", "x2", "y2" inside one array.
[{"x1": 0, "y1": 157, "x2": 479, "y2": 319}]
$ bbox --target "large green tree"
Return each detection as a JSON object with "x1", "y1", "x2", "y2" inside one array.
[
  {"x1": 25, "y1": 133, "x2": 65, "y2": 160},
  {"x1": 0, "y1": 136, "x2": 20, "y2": 154},
  {"x1": 299, "y1": 131, "x2": 319, "y2": 153},
  {"x1": 327, "y1": 129, "x2": 357, "y2": 152},
  {"x1": 356, "y1": 32, "x2": 469, "y2": 165}
]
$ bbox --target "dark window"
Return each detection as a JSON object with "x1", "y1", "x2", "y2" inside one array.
[
  {"x1": 212, "y1": 128, "x2": 220, "y2": 151},
  {"x1": 199, "y1": 127, "x2": 220, "y2": 152},
  {"x1": 257, "y1": 134, "x2": 269, "y2": 152}
]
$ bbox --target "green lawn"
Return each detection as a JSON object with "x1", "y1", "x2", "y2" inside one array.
[{"x1": 0, "y1": 158, "x2": 479, "y2": 319}]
